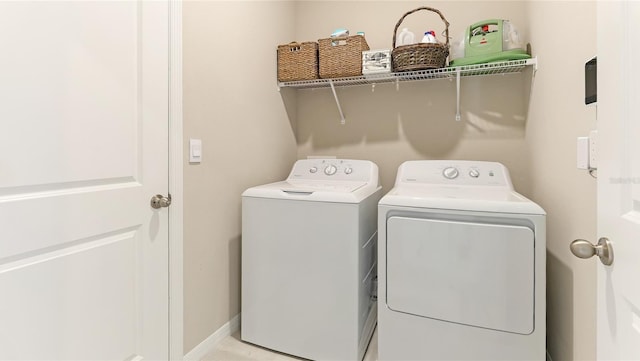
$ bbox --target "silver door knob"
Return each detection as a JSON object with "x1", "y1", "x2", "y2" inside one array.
[
  {"x1": 150, "y1": 194, "x2": 172, "y2": 209},
  {"x1": 570, "y1": 237, "x2": 613, "y2": 266}
]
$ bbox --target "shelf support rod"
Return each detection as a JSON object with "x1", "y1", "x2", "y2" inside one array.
[
  {"x1": 455, "y1": 68, "x2": 461, "y2": 121},
  {"x1": 328, "y1": 80, "x2": 346, "y2": 125}
]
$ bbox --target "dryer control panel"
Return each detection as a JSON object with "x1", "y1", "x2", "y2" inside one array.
[
  {"x1": 288, "y1": 158, "x2": 379, "y2": 183},
  {"x1": 395, "y1": 160, "x2": 513, "y2": 188}
]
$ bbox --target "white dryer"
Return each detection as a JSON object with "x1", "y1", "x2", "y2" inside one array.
[
  {"x1": 242, "y1": 158, "x2": 382, "y2": 361},
  {"x1": 378, "y1": 160, "x2": 546, "y2": 360}
]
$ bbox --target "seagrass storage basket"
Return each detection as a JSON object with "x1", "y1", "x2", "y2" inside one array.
[
  {"x1": 392, "y1": 7, "x2": 450, "y2": 71},
  {"x1": 318, "y1": 35, "x2": 370, "y2": 78},
  {"x1": 277, "y1": 41, "x2": 319, "y2": 82}
]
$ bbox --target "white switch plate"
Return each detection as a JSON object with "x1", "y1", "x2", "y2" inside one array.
[
  {"x1": 189, "y1": 138, "x2": 202, "y2": 163},
  {"x1": 577, "y1": 137, "x2": 590, "y2": 170},
  {"x1": 589, "y1": 130, "x2": 598, "y2": 169},
  {"x1": 577, "y1": 131, "x2": 598, "y2": 171}
]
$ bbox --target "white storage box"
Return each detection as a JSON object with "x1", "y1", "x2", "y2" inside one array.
[{"x1": 362, "y1": 49, "x2": 391, "y2": 74}]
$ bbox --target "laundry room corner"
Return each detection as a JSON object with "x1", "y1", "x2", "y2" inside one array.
[
  {"x1": 293, "y1": 1, "x2": 532, "y2": 194},
  {"x1": 182, "y1": 1, "x2": 298, "y2": 356},
  {"x1": 525, "y1": 2, "x2": 597, "y2": 361},
  {"x1": 179, "y1": 1, "x2": 600, "y2": 359}
]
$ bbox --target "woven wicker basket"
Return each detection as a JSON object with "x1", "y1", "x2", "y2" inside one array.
[
  {"x1": 392, "y1": 7, "x2": 450, "y2": 71},
  {"x1": 277, "y1": 41, "x2": 319, "y2": 82},
  {"x1": 318, "y1": 35, "x2": 370, "y2": 79}
]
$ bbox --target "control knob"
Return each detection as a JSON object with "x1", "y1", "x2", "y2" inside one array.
[
  {"x1": 469, "y1": 168, "x2": 480, "y2": 178},
  {"x1": 443, "y1": 167, "x2": 459, "y2": 179},
  {"x1": 324, "y1": 165, "x2": 338, "y2": 176},
  {"x1": 309, "y1": 167, "x2": 318, "y2": 173},
  {"x1": 344, "y1": 167, "x2": 353, "y2": 175}
]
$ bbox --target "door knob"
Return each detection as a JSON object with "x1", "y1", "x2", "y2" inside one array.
[
  {"x1": 570, "y1": 237, "x2": 613, "y2": 266},
  {"x1": 150, "y1": 194, "x2": 172, "y2": 209}
]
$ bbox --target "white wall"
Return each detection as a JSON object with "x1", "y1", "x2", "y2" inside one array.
[{"x1": 182, "y1": 1, "x2": 297, "y2": 353}]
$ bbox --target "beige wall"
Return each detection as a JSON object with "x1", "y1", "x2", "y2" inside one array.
[
  {"x1": 182, "y1": 1, "x2": 598, "y2": 359},
  {"x1": 292, "y1": 1, "x2": 533, "y2": 194},
  {"x1": 526, "y1": 2, "x2": 597, "y2": 360},
  {"x1": 182, "y1": 1, "x2": 297, "y2": 353},
  {"x1": 293, "y1": 1, "x2": 597, "y2": 360}
]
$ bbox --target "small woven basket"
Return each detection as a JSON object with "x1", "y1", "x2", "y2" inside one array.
[
  {"x1": 392, "y1": 7, "x2": 450, "y2": 71},
  {"x1": 318, "y1": 35, "x2": 370, "y2": 79},
  {"x1": 277, "y1": 41, "x2": 319, "y2": 82}
]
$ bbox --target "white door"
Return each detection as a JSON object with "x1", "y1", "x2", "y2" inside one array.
[
  {"x1": 0, "y1": 1, "x2": 169, "y2": 360},
  {"x1": 595, "y1": 1, "x2": 640, "y2": 359}
]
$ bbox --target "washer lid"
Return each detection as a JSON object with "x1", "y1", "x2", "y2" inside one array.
[
  {"x1": 243, "y1": 158, "x2": 381, "y2": 203},
  {"x1": 380, "y1": 185, "x2": 545, "y2": 215},
  {"x1": 243, "y1": 180, "x2": 377, "y2": 203},
  {"x1": 281, "y1": 180, "x2": 368, "y2": 193}
]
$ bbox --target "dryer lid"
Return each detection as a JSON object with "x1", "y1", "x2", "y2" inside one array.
[
  {"x1": 380, "y1": 160, "x2": 545, "y2": 215},
  {"x1": 385, "y1": 216, "x2": 535, "y2": 335},
  {"x1": 380, "y1": 185, "x2": 545, "y2": 215}
]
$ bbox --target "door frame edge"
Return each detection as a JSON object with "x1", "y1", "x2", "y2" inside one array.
[{"x1": 169, "y1": 0, "x2": 184, "y2": 359}]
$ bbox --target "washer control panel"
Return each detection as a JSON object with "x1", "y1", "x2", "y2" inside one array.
[
  {"x1": 397, "y1": 160, "x2": 512, "y2": 187},
  {"x1": 288, "y1": 158, "x2": 378, "y2": 183}
]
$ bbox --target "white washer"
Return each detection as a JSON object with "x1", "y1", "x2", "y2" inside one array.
[
  {"x1": 378, "y1": 160, "x2": 546, "y2": 360},
  {"x1": 242, "y1": 159, "x2": 382, "y2": 361}
]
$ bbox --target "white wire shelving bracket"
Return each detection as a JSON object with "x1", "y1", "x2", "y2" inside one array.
[
  {"x1": 328, "y1": 80, "x2": 346, "y2": 125},
  {"x1": 278, "y1": 57, "x2": 537, "y2": 123}
]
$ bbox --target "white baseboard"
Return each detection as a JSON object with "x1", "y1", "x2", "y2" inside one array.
[{"x1": 183, "y1": 314, "x2": 240, "y2": 361}]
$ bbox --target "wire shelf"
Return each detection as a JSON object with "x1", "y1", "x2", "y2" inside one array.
[
  {"x1": 278, "y1": 57, "x2": 537, "y2": 123},
  {"x1": 278, "y1": 58, "x2": 536, "y2": 89}
]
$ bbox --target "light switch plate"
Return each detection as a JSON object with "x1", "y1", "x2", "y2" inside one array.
[
  {"x1": 589, "y1": 130, "x2": 598, "y2": 169},
  {"x1": 189, "y1": 138, "x2": 202, "y2": 163}
]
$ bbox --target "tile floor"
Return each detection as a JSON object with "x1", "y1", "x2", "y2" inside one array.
[{"x1": 202, "y1": 328, "x2": 378, "y2": 361}]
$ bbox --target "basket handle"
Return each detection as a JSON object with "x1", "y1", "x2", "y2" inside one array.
[
  {"x1": 392, "y1": 6, "x2": 450, "y2": 49},
  {"x1": 286, "y1": 42, "x2": 302, "y2": 51}
]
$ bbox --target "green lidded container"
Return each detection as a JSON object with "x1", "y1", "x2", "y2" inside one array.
[{"x1": 449, "y1": 19, "x2": 530, "y2": 67}]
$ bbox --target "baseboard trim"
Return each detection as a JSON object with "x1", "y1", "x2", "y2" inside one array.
[{"x1": 183, "y1": 314, "x2": 240, "y2": 361}]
